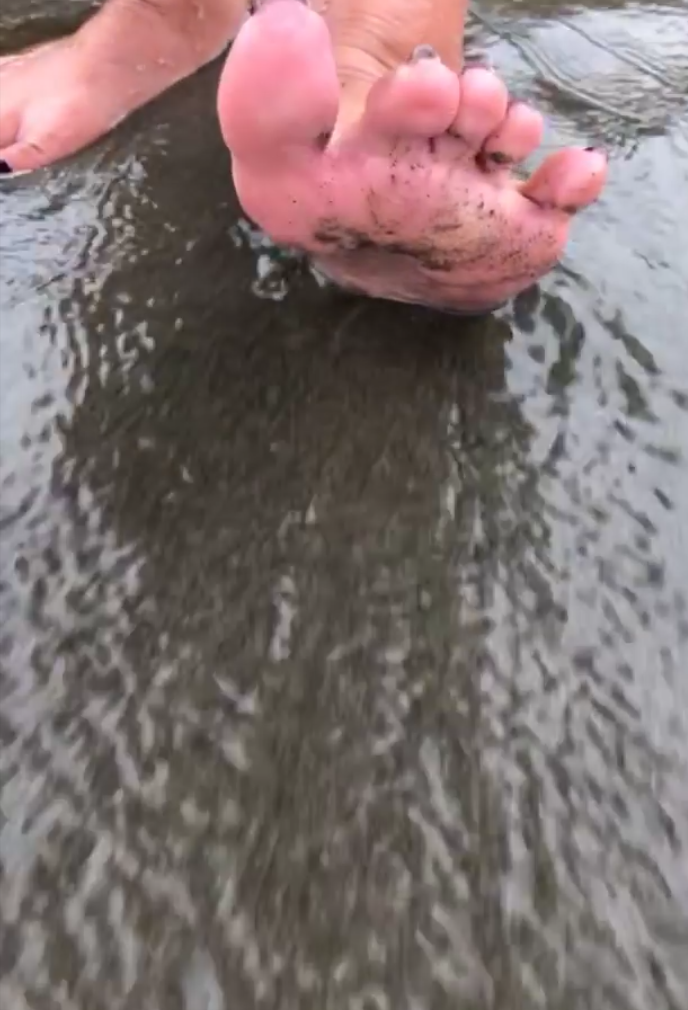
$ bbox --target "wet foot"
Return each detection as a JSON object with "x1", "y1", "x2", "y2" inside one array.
[
  {"x1": 217, "y1": 0, "x2": 607, "y2": 313},
  {"x1": 0, "y1": 0, "x2": 246, "y2": 172}
]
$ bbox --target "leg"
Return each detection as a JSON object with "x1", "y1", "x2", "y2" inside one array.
[
  {"x1": 0, "y1": 0, "x2": 248, "y2": 172},
  {"x1": 217, "y1": 0, "x2": 607, "y2": 313}
]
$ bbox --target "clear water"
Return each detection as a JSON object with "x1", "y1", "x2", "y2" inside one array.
[{"x1": 1, "y1": 3, "x2": 687, "y2": 1008}]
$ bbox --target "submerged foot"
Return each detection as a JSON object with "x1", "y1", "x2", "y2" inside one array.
[
  {"x1": 0, "y1": 0, "x2": 245, "y2": 172},
  {"x1": 217, "y1": 0, "x2": 607, "y2": 312}
]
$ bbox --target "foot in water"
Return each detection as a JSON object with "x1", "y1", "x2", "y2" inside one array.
[
  {"x1": 0, "y1": 0, "x2": 245, "y2": 173},
  {"x1": 218, "y1": 0, "x2": 608, "y2": 313}
]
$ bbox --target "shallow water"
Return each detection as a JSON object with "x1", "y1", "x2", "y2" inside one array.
[{"x1": 1, "y1": 2, "x2": 688, "y2": 1008}]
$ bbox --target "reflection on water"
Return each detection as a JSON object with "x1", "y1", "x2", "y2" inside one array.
[{"x1": 1, "y1": 2, "x2": 688, "y2": 1008}]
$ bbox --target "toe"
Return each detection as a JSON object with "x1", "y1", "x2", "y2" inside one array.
[
  {"x1": 450, "y1": 67, "x2": 509, "y2": 150},
  {"x1": 361, "y1": 47, "x2": 461, "y2": 138},
  {"x1": 0, "y1": 107, "x2": 19, "y2": 151},
  {"x1": 481, "y1": 100, "x2": 544, "y2": 168},
  {"x1": 217, "y1": 0, "x2": 339, "y2": 161},
  {"x1": 520, "y1": 147, "x2": 608, "y2": 212},
  {"x1": 0, "y1": 142, "x2": 40, "y2": 174}
]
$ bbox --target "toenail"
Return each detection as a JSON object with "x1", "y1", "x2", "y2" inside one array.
[
  {"x1": 487, "y1": 151, "x2": 511, "y2": 165},
  {"x1": 410, "y1": 44, "x2": 438, "y2": 62},
  {"x1": 463, "y1": 54, "x2": 493, "y2": 70},
  {"x1": 0, "y1": 160, "x2": 12, "y2": 175}
]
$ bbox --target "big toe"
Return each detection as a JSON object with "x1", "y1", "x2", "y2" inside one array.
[
  {"x1": 217, "y1": 0, "x2": 339, "y2": 162},
  {"x1": 520, "y1": 147, "x2": 608, "y2": 211}
]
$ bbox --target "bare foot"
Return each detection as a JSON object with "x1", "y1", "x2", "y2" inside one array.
[
  {"x1": 0, "y1": 0, "x2": 246, "y2": 172},
  {"x1": 217, "y1": 0, "x2": 608, "y2": 313}
]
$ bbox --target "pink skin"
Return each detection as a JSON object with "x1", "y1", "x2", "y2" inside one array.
[
  {"x1": 0, "y1": 0, "x2": 246, "y2": 173},
  {"x1": 218, "y1": 1, "x2": 608, "y2": 312}
]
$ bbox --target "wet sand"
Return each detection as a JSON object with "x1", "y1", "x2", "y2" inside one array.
[{"x1": 1, "y1": 3, "x2": 688, "y2": 1008}]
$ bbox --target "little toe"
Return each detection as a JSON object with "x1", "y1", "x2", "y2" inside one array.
[
  {"x1": 0, "y1": 142, "x2": 40, "y2": 174},
  {"x1": 451, "y1": 67, "x2": 509, "y2": 150},
  {"x1": 217, "y1": 0, "x2": 339, "y2": 162},
  {"x1": 520, "y1": 147, "x2": 608, "y2": 211},
  {"x1": 361, "y1": 47, "x2": 461, "y2": 138},
  {"x1": 481, "y1": 100, "x2": 544, "y2": 169}
]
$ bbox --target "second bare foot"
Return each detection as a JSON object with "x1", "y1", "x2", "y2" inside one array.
[{"x1": 0, "y1": 0, "x2": 246, "y2": 172}]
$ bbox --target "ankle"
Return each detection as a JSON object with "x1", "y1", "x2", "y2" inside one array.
[{"x1": 85, "y1": 0, "x2": 248, "y2": 56}]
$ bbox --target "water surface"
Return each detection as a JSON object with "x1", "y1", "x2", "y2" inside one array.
[{"x1": 1, "y1": 2, "x2": 688, "y2": 1008}]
